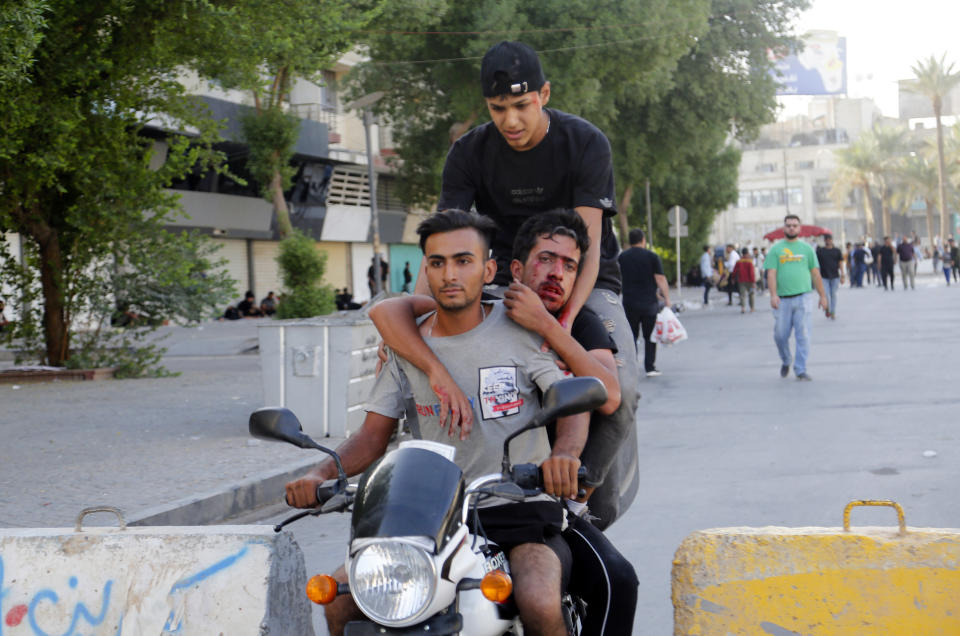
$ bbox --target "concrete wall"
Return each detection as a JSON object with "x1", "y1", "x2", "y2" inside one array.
[{"x1": 0, "y1": 525, "x2": 313, "y2": 635}]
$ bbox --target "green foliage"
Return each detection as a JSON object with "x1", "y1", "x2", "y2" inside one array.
[
  {"x1": 615, "y1": 0, "x2": 808, "y2": 255},
  {"x1": 275, "y1": 231, "x2": 335, "y2": 318},
  {"x1": 240, "y1": 107, "x2": 300, "y2": 199},
  {"x1": 0, "y1": 0, "x2": 238, "y2": 366},
  {"x1": 0, "y1": 0, "x2": 47, "y2": 86},
  {"x1": 203, "y1": 0, "x2": 383, "y2": 236},
  {"x1": 1, "y1": 226, "x2": 235, "y2": 375},
  {"x1": 348, "y1": 0, "x2": 712, "y2": 209}
]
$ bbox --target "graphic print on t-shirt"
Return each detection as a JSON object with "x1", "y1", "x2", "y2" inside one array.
[{"x1": 479, "y1": 366, "x2": 523, "y2": 420}]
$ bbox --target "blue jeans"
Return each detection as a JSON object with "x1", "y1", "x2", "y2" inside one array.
[
  {"x1": 773, "y1": 294, "x2": 812, "y2": 375},
  {"x1": 823, "y1": 277, "x2": 840, "y2": 315}
]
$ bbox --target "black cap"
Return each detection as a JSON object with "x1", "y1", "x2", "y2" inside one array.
[{"x1": 480, "y1": 41, "x2": 546, "y2": 98}]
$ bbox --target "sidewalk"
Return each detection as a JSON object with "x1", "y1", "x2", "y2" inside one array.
[{"x1": 0, "y1": 319, "x2": 344, "y2": 529}]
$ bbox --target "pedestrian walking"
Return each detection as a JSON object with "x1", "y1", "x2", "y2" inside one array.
[
  {"x1": 940, "y1": 244, "x2": 955, "y2": 286},
  {"x1": 731, "y1": 248, "x2": 756, "y2": 313},
  {"x1": 896, "y1": 237, "x2": 916, "y2": 290},
  {"x1": 402, "y1": 261, "x2": 413, "y2": 293},
  {"x1": 752, "y1": 247, "x2": 765, "y2": 294},
  {"x1": 868, "y1": 239, "x2": 881, "y2": 286},
  {"x1": 815, "y1": 234, "x2": 844, "y2": 319},
  {"x1": 700, "y1": 245, "x2": 714, "y2": 305},
  {"x1": 764, "y1": 215, "x2": 828, "y2": 381},
  {"x1": 724, "y1": 244, "x2": 739, "y2": 305},
  {"x1": 949, "y1": 238, "x2": 959, "y2": 283},
  {"x1": 851, "y1": 243, "x2": 867, "y2": 287},
  {"x1": 844, "y1": 241, "x2": 854, "y2": 286},
  {"x1": 618, "y1": 228, "x2": 671, "y2": 376},
  {"x1": 878, "y1": 237, "x2": 896, "y2": 291}
]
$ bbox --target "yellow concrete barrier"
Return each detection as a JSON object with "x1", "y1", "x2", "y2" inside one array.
[{"x1": 672, "y1": 501, "x2": 960, "y2": 635}]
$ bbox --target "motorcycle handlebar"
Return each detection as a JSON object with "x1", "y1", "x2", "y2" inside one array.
[{"x1": 510, "y1": 463, "x2": 588, "y2": 498}]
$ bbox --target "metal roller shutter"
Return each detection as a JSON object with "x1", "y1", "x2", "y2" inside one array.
[
  {"x1": 212, "y1": 238, "x2": 249, "y2": 302},
  {"x1": 251, "y1": 240, "x2": 284, "y2": 301}
]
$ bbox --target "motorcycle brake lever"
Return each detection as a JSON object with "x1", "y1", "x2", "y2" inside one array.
[
  {"x1": 273, "y1": 509, "x2": 318, "y2": 533},
  {"x1": 320, "y1": 492, "x2": 354, "y2": 514}
]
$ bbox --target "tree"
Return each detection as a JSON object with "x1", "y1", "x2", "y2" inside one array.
[
  {"x1": 0, "y1": 0, "x2": 47, "y2": 86},
  {"x1": 832, "y1": 134, "x2": 880, "y2": 238},
  {"x1": 0, "y1": 0, "x2": 237, "y2": 366},
  {"x1": 204, "y1": 0, "x2": 381, "y2": 238},
  {"x1": 347, "y1": 0, "x2": 713, "y2": 209},
  {"x1": 908, "y1": 54, "x2": 960, "y2": 240},
  {"x1": 610, "y1": 0, "x2": 809, "y2": 257},
  {"x1": 870, "y1": 124, "x2": 909, "y2": 236},
  {"x1": 274, "y1": 230, "x2": 336, "y2": 319},
  {"x1": 894, "y1": 151, "x2": 940, "y2": 243}
]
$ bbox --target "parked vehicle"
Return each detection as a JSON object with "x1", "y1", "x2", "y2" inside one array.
[{"x1": 249, "y1": 376, "x2": 606, "y2": 635}]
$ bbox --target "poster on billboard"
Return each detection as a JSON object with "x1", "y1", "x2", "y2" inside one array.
[{"x1": 772, "y1": 30, "x2": 847, "y2": 96}]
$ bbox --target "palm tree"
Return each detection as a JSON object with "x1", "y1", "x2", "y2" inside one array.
[
  {"x1": 832, "y1": 133, "x2": 880, "y2": 238},
  {"x1": 870, "y1": 125, "x2": 909, "y2": 236},
  {"x1": 908, "y1": 54, "x2": 960, "y2": 240},
  {"x1": 894, "y1": 152, "x2": 939, "y2": 244}
]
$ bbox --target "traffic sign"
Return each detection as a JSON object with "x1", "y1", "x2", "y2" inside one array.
[
  {"x1": 668, "y1": 226, "x2": 689, "y2": 237},
  {"x1": 668, "y1": 205, "x2": 688, "y2": 226}
]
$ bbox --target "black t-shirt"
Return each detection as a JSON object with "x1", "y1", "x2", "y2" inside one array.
[
  {"x1": 439, "y1": 108, "x2": 622, "y2": 293},
  {"x1": 879, "y1": 245, "x2": 895, "y2": 269},
  {"x1": 815, "y1": 246, "x2": 843, "y2": 279},
  {"x1": 570, "y1": 305, "x2": 617, "y2": 354},
  {"x1": 896, "y1": 242, "x2": 914, "y2": 262},
  {"x1": 617, "y1": 246, "x2": 663, "y2": 310},
  {"x1": 853, "y1": 248, "x2": 866, "y2": 266}
]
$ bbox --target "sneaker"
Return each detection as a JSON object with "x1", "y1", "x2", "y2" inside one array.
[
  {"x1": 780, "y1": 365, "x2": 790, "y2": 378},
  {"x1": 796, "y1": 372, "x2": 812, "y2": 381},
  {"x1": 646, "y1": 369, "x2": 662, "y2": 377}
]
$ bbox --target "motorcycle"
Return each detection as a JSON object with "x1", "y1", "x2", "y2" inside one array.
[{"x1": 249, "y1": 376, "x2": 606, "y2": 636}]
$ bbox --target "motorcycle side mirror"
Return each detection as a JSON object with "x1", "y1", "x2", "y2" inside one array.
[
  {"x1": 249, "y1": 407, "x2": 349, "y2": 484},
  {"x1": 501, "y1": 377, "x2": 607, "y2": 473},
  {"x1": 249, "y1": 407, "x2": 318, "y2": 449}
]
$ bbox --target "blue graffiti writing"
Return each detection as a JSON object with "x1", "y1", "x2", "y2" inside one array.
[
  {"x1": 162, "y1": 544, "x2": 250, "y2": 633},
  {"x1": 27, "y1": 579, "x2": 113, "y2": 636}
]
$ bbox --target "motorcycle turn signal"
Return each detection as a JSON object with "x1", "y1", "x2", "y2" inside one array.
[
  {"x1": 306, "y1": 574, "x2": 341, "y2": 605},
  {"x1": 480, "y1": 570, "x2": 513, "y2": 603}
]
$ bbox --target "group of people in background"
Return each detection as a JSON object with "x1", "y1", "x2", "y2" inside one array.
[
  {"x1": 696, "y1": 242, "x2": 769, "y2": 311},
  {"x1": 846, "y1": 234, "x2": 959, "y2": 289},
  {"x1": 220, "y1": 290, "x2": 277, "y2": 320}
]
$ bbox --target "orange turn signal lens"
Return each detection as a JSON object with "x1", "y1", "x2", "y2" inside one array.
[
  {"x1": 305, "y1": 574, "x2": 339, "y2": 605},
  {"x1": 480, "y1": 569, "x2": 513, "y2": 603}
]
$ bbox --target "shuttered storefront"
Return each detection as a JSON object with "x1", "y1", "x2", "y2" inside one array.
[
  {"x1": 212, "y1": 238, "x2": 249, "y2": 303},
  {"x1": 251, "y1": 240, "x2": 283, "y2": 301}
]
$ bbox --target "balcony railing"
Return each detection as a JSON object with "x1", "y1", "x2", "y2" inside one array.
[{"x1": 289, "y1": 103, "x2": 339, "y2": 136}]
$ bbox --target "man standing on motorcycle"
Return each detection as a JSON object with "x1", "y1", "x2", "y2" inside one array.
[
  {"x1": 288, "y1": 211, "x2": 591, "y2": 636},
  {"x1": 385, "y1": 40, "x2": 640, "y2": 530}
]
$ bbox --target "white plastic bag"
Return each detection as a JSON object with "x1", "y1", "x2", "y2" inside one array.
[{"x1": 651, "y1": 306, "x2": 688, "y2": 345}]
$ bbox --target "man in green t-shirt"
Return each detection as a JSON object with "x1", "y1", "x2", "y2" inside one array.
[{"x1": 763, "y1": 215, "x2": 828, "y2": 381}]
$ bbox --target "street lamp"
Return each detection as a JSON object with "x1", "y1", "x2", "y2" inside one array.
[{"x1": 344, "y1": 91, "x2": 386, "y2": 295}]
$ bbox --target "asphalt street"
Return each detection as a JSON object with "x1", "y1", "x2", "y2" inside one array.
[{"x1": 253, "y1": 271, "x2": 960, "y2": 635}]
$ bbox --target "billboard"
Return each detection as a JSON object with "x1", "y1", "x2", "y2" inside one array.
[{"x1": 772, "y1": 31, "x2": 846, "y2": 96}]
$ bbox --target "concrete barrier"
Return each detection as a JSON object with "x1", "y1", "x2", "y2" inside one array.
[
  {"x1": 673, "y1": 517, "x2": 960, "y2": 634},
  {"x1": 0, "y1": 524, "x2": 313, "y2": 635}
]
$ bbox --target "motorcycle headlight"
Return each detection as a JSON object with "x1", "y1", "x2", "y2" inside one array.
[{"x1": 349, "y1": 540, "x2": 436, "y2": 625}]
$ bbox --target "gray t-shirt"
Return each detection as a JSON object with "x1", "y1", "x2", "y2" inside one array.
[{"x1": 365, "y1": 301, "x2": 566, "y2": 487}]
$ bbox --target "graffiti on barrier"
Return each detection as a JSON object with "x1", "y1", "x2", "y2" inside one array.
[{"x1": 1, "y1": 543, "x2": 251, "y2": 635}]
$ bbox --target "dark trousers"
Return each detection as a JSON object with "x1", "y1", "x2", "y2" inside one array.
[
  {"x1": 624, "y1": 302, "x2": 658, "y2": 372},
  {"x1": 564, "y1": 515, "x2": 638, "y2": 635},
  {"x1": 881, "y1": 267, "x2": 895, "y2": 290}
]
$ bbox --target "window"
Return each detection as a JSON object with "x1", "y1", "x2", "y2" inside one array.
[
  {"x1": 794, "y1": 160, "x2": 814, "y2": 170},
  {"x1": 814, "y1": 179, "x2": 831, "y2": 204},
  {"x1": 787, "y1": 188, "x2": 803, "y2": 205},
  {"x1": 738, "y1": 191, "x2": 751, "y2": 208},
  {"x1": 756, "y1": 162, "x2": 777, "y2": 173}
]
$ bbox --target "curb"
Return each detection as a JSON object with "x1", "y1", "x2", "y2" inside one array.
[{"x1": 127, "y1": 455, "x2": 328, "y2": 527}]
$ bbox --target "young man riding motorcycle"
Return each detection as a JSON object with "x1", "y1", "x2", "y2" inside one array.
[
  {"x1": 387, "y1": 41, "x2": 640, "y2": 530},
  {"x1": 371, "y1": 209, "x2": 639, "y2": 635},
  {"x1": 287, "y1": 211, "x2": 590, "y2": 636}
]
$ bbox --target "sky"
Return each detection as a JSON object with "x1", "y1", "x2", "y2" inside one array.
[{"x1": 779, "y1": 0, "x2": 960, "y2": 119}]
